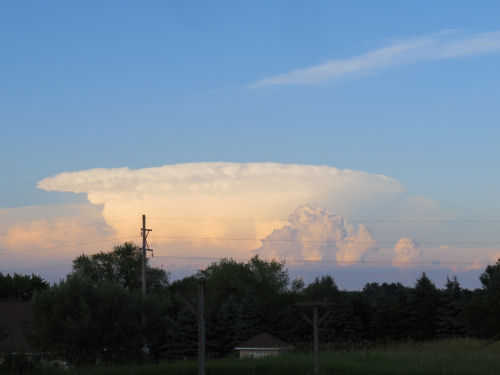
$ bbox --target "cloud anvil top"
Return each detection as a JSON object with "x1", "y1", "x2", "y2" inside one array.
[{"x1": 36, "y1": 163, "x2": 406, "y2": 229}]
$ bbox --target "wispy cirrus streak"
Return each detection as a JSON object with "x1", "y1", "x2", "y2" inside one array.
[{"x1": 250, "y1": 31, "x2": 500, "y2": 87}]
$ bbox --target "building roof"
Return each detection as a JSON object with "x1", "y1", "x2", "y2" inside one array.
[
  {"x1": 235, "y1": 332, "x2": 290, "y2": 350},
  {"x1": 0, "y1": 301, "x2": 36, "y2": 352}
]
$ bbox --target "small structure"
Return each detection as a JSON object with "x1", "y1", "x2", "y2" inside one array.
[
  {"x1": 235, "y1": 333, "x2": 291, "y2": 359},
  {"x1": 0, "y1": 302, "x2": 66, "y2": 368},
  {"x1": 0, "y1": 302, "x2": 34, "y2": 353}
]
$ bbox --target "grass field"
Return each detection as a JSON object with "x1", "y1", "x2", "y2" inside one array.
[{"x1": 38, "y1": 339, "x2": 500, "y2": 375}]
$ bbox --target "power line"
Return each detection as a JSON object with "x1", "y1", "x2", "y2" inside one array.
[
  {"x1": 0, "y1": 263, "x2": 73, "y2": 273},
  {"x1": 1, "y1": 234, "x2": 499, "y2": 257},
  {"x1": 0, "y1": 218, "x2": 139, "y2": 236},
  {"x1": 2, "y1": 254, "x2": 496, "y2": 275},
  {"x1": 1, "y1": 216, "x2": 498, "y2": 238},
  {"x1": 150, "y1": 216, "x2": 500, "y2": 224},
  {"x1": 149, "y1": 235, "x2": 500, "y2": 246},
  {"x1": 0, "y1": 236, "x2": 140, "y2": 255},
  {"x1": 152, "y1": 255, "x2": 494, "y2": 266}
]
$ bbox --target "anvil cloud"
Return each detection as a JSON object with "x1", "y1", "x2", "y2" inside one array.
[{"x1": 37, "y1": 162, "x2": 405, "y2": 258}]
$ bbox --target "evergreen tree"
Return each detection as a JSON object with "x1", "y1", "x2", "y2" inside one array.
[
  {"x1": 0, "y1": 272, "x2": 48, "y2": 300},
  {"x1": 207, "y1": 295, "x2": 240, "y2": 357},
  {"x1": 166, "y1": 307, "x2": 197, "y2": 360},
  {"x1": 235, "y1": 292, "x2": 262, "y2": 343},
  {"x1": 407, "y1": 273, "x2": 439, "y2": 340},
  {"x1": 363, "y1": 282, "x2": 411, "y2": 341},
  {"x1": 463, "y1": 260, "x2": 500, "y2": 338},
  {"x1": 303, "y1": 275, "x2": 339, "y2": 302},
  {"x1": 323, "y1": 293, "x2": 363, "y2": 346},
  {"x1": 142, "y1": 293, "x2": 172, "y2": 361},
  {"x1": 435, "y1": 276, "x2": 466, "y2": 338}
]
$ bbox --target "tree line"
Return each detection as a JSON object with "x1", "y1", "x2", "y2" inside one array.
[
  {"x1": 0, "y1": 272, "x2": 48, "y2": 300},
  {"x1": 4, "y1": 242, "x2": 500, "y2": 366}
]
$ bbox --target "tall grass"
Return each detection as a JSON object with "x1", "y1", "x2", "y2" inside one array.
[{"x1": 38, "y1": 339, "x2": 500, "y2": 375}]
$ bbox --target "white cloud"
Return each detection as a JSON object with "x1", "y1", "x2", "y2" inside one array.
[
  {"x1": 250, "y1": 31, "x2": 500, "y2": 87},
  {"x1": 0, "y1": 160, "x2": 497, "y2": 287},
  {"x1": 463, "y1": 261, "x2": 484, "y2": 272},
  {"x1": 255, "y1": 204, "x2": 377, "y2": 265},
  {"x1": 0, "y1": 203, "x2": 117, "y2": 268},
  {"x1": 37, "y1": 162, "x2": 404, "y2": 258},
  {"x1": 392, "y1": 237, "x2": 423, "y2": 266},
  {"x1": 6, "y1": 162, "x2": 491, "y2": 283},
  {"x1": 336, "y1": 224, "x2": 377, "y2": 264}
]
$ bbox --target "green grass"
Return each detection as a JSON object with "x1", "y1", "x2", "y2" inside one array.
[{"x1": 39, "y1": 339, "x2": 500, "y2": 375}]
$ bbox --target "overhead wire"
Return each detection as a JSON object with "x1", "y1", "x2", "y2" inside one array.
[
  {"x1": 1, "y1": 251, "x2": 497, "y2": 275},
  {"x1": 2, "y1": 255, "x2": 495, "y2": 275},
  {"x1": 149, "y1": 216, "x2": 500, "y2": 224},
  {"x1": 0, "y1": 236, "x2": 141, "y2": 255},
  {"x1": 1, "y1": 216, "x2": 499, "y2": 274},
  {"x1": 2, "y1": 229, "x2": 499, "y2": 259},
  {"x1": 149, "y1": 235, "x2": 500, "y2": 246},
  {"x1": 0, "y1": 218, "x2": 140, "y2": 236},
  {"x1": 152, "y1": 255, "x2": 495, "y2": 266},
  {"x1": 1, "y1": 232, "x2": 499, "y2": 259},
  {"x1": 2, "y1": 216, "x2": 498, "y2": 238},
  {"x1": 0, "y1": 263, "x2": 73, "y2": 273}
]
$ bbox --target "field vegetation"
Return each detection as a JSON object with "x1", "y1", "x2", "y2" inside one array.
[{"x1": 32, "y1": 339, "x2": 500, "y2": 375}]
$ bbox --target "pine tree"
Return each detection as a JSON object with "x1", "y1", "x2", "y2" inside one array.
[
  {"x1": 166, "y1": 307, "x2": 197, "y2": 360},
  {"x1": 368, "y1": 283, "x2": 411, "y2": 341},
  {"x1": 235, "y1": 292, "x2": 262, "y2": 343},
  {"x1": 464, "y1": 260, "x2": 500, "y2": 338},
  {"x1": 436, "y1": 276, "x2": 466, "y2": 338},
  {"x1": 407, "y1": 273, "x2": 439, "y2": 340},
  {"x1": 323, "y1": 294, "x2": 362, "y2": 347},
  {"x1": 207, "y1": 295, "x2": 240, "y2": 357}
]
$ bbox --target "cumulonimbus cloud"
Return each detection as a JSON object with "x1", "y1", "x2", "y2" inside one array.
[
  {"x1": 1, "y1": 162, "x2": 497, "y2": 284},
  {"x1": 250, "y1": 31, "x2": 500, "y2": 87},
  {"x1": 37, "y1": 162, "x2": 405, "y2": 257}
]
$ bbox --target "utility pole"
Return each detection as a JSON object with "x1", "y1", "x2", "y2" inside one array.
[
  {"x1": 295, "y1": 302, "x2": 333, "y2": 375},
  {"x1": 197, "y1": 280, "x2": 205, "y2": 375},
  {"x1": 141, "y1": 214, "x2": 152, "y2": 295},
  {"x1": 172, "y1": 277, "x2": 234, "y2": 375},
  {"x1": 313, "y1": 305, "x2": 319, "y2": 374}
]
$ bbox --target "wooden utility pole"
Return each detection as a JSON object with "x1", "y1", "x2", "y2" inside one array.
[
  {"x1": 173, "y1": 278, "x2": 234, "y2": 375},
  {"x1": 141, "y1": 214, "x2": 152, "y2": 295},
  {"x1": 295, "y1": 302, "x2": 333, "y2": 375},
  {"x1": 197, "y1": 281, "x2": 206, "y2": 375},
  {"x1": 313, "y1": 304, "x2": 319, "y2": 374}
]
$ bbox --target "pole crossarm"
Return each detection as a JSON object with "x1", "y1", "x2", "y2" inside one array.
[
  {"x1": 141, "y1": 214, "x2": 153, "y2": 294},
  {"x1": 294, "y1": 301, "x2": 335, "y2": 306},
  {"x1": 298, "y1": 311, "x2": 313, "y2": 326},
  {"x1": 206, "y1": 287, "x2": 236, "y2": 317},
  {"x1": 172, "y1": 285, "x2": 236, "y2": 318},
  {"x1": 171, "y1": 285, "x2": 197, "y2": 315},
  {"x1": 171, "y1": 281, "x2": 234, "y2": 375},
  {"x1": 293, "y1": 302, "x2": 333, "y2": 326},
  {"x1": 293, "y1": 301, "x2": 334, "y2": 375}
]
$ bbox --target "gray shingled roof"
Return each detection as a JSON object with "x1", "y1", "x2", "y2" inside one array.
[{"x1": 235, "y1": 332, "x2": 290, "y2": 349}]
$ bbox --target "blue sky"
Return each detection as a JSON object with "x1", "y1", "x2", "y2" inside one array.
[{"x1": 1, "y1": 1, "x2": 500, "y2": 288}]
